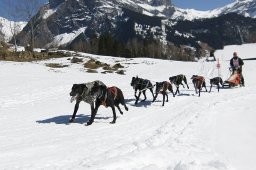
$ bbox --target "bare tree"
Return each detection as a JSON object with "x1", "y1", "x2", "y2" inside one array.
[
  {"x1": 18, "y1": 0, "x2": 40, "y2": 52},
  {"x1": 3, "y1": 0, "x2": 22, "y2": 51},
  {"x1": 10, "y1": 22, "x2": 22, "y2": 52}
]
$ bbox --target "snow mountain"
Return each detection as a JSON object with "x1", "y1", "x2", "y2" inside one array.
[
  {"x1": 172, "y1": 0, "x2": 256, "y2": 20},
  {"x1": 13, "y1": 0, "x2": 256, "y2": 59},
  {"x1": 212, "y1": 0, "x2": 256, "y2": 18},
  {"x1": 0, "y1": 17, "x2": 26, "y2": 42}
]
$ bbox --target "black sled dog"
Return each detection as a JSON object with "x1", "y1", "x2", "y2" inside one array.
[
  {"x1": 88, "y1": 82, "x2": 128, "y2": 125},
  {"x1": 169, "y1": 74, "x2": 189, "y2": 95},
  {"x1": 209, "y1": 77, "x2": 223, "y2": 93},
  {"x1": 69, "y1": 80, "x2": 105, "y2": 123},
  {"x1": 130, "y1": 76, "x2": 155, "y2": 104}
]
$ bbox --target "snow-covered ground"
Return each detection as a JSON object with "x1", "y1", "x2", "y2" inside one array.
[{"x1": 0, "y1": 43, "x2": 256, "y2": 170}]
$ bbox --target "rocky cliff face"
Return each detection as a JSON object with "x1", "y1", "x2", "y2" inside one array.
[{"x1": 14, "y1": 0, "x2": 256, "y2": 59}]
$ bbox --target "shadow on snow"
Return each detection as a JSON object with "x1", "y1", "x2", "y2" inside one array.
[{"x1": 36, "y1": 114, "x2": 110, "y2": 125}]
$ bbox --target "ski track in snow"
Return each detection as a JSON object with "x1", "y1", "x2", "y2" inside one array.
[{"x1": 1, "y1": 44, "x2": 256, "y2": 170}]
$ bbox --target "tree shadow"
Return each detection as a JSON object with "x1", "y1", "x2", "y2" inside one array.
[{"x1": 36, "y1": 114, "x2": 110, "y2": 125}]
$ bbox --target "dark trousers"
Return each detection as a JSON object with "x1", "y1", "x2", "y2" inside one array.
[{"x1": 240, "y1": 72, "x2": 244, "y2": 85}]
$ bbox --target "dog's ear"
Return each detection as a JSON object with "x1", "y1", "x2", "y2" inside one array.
[
  {"x1": 101, "y1": 85, "x2": 107, "y2": 90},
  {"x1": 76, "y1": 84, "x2": 87, "y2": 94},
  {"x1": 71, "y1": 84, "x2": 78, "y2": 89},
  {"x1": 81, "y1": 84, "x2": 87, "y2": 89},
  {"x1": 191, "y1": 75, "x2": 197, "y2": 79},
  {"x1": 93, "y1": 81, "x2": 99, "y2": 87}
]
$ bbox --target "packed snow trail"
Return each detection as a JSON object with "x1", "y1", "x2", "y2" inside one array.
[{"x1": 1, "y1": 44, "x2": 256, "y2": 170}]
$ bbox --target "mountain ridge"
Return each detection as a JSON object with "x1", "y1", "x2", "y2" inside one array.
[{"x1": 2, "y1": 0, "x2": 256, "y2": 60}]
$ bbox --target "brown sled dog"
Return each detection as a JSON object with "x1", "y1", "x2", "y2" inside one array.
[
  {"x1": 191, "y1": 75, "x2": 207, "y2": 97},
  {"x1": 153, "y1": 81, "x2": 175, "y2": 106}
]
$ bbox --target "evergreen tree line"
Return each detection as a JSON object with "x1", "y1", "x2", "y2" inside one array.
[{"x1": 68, "y1": 33, "x2": 167, "y2": 59}]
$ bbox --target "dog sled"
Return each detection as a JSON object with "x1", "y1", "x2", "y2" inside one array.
[{"x1": 222, "y1": 66, "x2": 241, "y2": 88}]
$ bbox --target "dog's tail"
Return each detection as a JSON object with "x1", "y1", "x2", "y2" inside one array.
[{"x1": 118, "y1": 88, "x2": 128, "y2": 111}]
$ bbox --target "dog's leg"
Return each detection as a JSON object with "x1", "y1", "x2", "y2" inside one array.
[
  {"x1": 217, "y1": 84, "x2": 220, "y2": 92},
  {"x1": 174, "y1": 85, "x2": 179, "y2": 95},
  {"x1": 209, "y1": 84, "x2": 212, "y2": 93},
  {"x1": 110, "y1": 106, "x2": 117, "y2": 124},
  {"x1": 90, "y1": 102, "x2": 94, "y2": 115},
  {"x1": 70, "y1": 100, "x2": 80, "y2": 123},
  {"x1": 149, "y1": 88, "x2": 155, "y2": 101},
  {"x1": 194, "y1": 83, "x2": 198, "y2": 94},
  {"x1": 153, "y1": 93, "x2": 158, "y2": 102},
  {"x1": 142, "y1": 91, "x2": 147, "y2": 101},
  {"x1": 183, "y1": 77, "x2": 189, "y2": 89},
  {"x1": 175, "y1": 88, "x2": 178, "y2": 95},
  {"x1": 186, "y1": 83, "x2": 189, "y2": 89},
  {"x1": 134, "y1": 89, "x2": 138, "y2": 99},
  {"x1": 115, "y1": 104, "x2": 123, "y2": 115},
  {"x1": 162, "y1": 93, "x2": 165, "y2": 106},
  {"x1": 87, "y1": 101, "x2": 100, "y2": 125},
  {"x1": 204, "y1": 83, "x2": 208, "y2": 92},
  {"x1": 170, "y1": 87, "x2": 175, "y2": 97},
  {"x1": 135, "y1": 91, "x2": 142, "y2": 104},
  {"x1": 181, "y1": 82, "x2": 185, "y2": 88}
]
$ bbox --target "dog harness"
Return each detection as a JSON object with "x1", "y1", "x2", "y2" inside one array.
[{"x1": 101, "y1": 87, "x2": 118, "y2": 107}]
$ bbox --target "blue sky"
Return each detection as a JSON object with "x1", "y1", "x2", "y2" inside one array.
[{"x1": 172, "y1": 0, "x2": 236, "y2": 10}]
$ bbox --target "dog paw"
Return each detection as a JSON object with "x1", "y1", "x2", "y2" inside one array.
[
  {"x1": 110, "y1": 121, "x2": 116, "y2": 124},
  {"x1": 69, "y1": 119, "x2": 74, "y2": 123},
  {"x1": 86, "y1": 121, "x2": 93, "y2": 126}
]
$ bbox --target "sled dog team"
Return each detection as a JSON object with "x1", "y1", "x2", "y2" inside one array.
[{"x1": 69, "y1": 74, "x2": 223, "y2": 125}]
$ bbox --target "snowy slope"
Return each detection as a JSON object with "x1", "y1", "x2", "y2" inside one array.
[
  {"x1": 212, "y1": 0, "x2": 256, "y2": 18},
  {"x1": 172, "y1": 0, "x2": 256, "y2": 20},
  {"x1": 0, "y1": 17, "x2": 26, "y2": 41},
  {"x1": 0, "y1": 17, "x2": 26, "y2": 42},
  {"x1": 0, "y1": 43, "x2": 256, "y2": 170}
]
